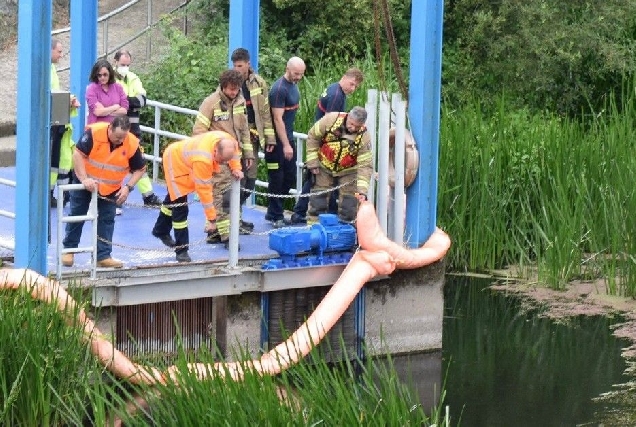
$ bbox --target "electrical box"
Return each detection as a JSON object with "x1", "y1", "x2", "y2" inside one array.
[{"x1": 50, "y1": 90, "x2": 70, "y2": 126}]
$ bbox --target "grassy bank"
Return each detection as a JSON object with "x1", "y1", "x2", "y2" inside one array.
[
  {"x1": 0, "y1": 285, "x2": 444, "y2": 425},
  {"x1": 438, "y1": 93, "x2": 636, "y2": 295}
]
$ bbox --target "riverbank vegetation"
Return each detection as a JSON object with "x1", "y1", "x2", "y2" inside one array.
[
  {"x1": 439, "y1": 93, "x2": 636, "y2": 295},
  {"x1": 0, "y1": 285, "x2": 443, "y2": 425}
]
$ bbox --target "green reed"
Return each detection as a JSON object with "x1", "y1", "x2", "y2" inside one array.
[
  {"x1": 439, "y1": 89, "x2": 636, "y2": 294},
  {"x1": 1, "y1": 283, "x2": 446, "y2": 425},
  {"x1": 119, "y1": 336, "x2": 444, "y2": 426},
  {"x1": 0, "y1": 283, "x2": 116, "y2": 426}
]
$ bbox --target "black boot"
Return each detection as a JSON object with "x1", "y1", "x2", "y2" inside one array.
[
  {"x1": 143, "y1": 193, "x2": 162, "y2": 206},
  {"x1": 50, "y1": 190, "x2": 57, "y2": 208},
  {"x1": 206, "y1": 230, "x2": 222, "y2": 244},
  {"x1": 239, "y1": 219, "x2": 254, "y2": 235}
]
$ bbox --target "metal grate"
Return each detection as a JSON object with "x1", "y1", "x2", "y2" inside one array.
[
  {"x1": 267, "y1": 287, "x2": 357, "y2": 362},
  {"x1": 116, "y1": 297, "x2": 216, "y2": 358}
]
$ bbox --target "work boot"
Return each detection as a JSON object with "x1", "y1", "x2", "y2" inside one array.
[
  {"x1": 50, "y1": 190, "x2": 58, "y2": 208},
  {"x1": 61, "y1": 253, "x2": 74, "y2": 267},
  {"x1": 240, "y1": 219, "x2": 254, "y2": 230},
  {"x1": 143, "y1": 193, "x2": 162, "y2": 206},
  {"x1": 97, "y1": 258, "x2": 123, "y2": 268},
  {"x1": 176, "y1": 252, "x2": 191, "y2": 263},
  {"x1": 239, "y1": 219, "x2": 253, "y2": 235},
  {"x1": 152, "y1": 232, "x2": 176, "y2": 248},
  {"x1": 206, "y1": 230, "x2": 222, "y2": 244},
  {"x1": 271, "y1": 219, "x2": 291, "y2": 229},
  {"x1": 223, "y1": 240, "x2": 240, "y2": 251},
  {"x1": 290, "y1": 213, "x2": 307, "y2": 224}
]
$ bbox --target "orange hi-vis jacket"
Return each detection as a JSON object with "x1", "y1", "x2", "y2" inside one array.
[
  {"x1": 84, "y1": 122, "x2": 141, "y2": 196},
  {"x1": 163, "y1": 131, "x2": 241, "y2": 221}
]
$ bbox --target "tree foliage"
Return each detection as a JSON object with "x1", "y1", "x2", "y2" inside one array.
[
  {"x1": 219, "y1": 0, "x2": 412, "y2": 73},
  {"x1": 443, "y1": 0, "x2": 636, "y2": 116},
  {"x1": 146, "y1": 0, "x2": 636, "y2": 119}
]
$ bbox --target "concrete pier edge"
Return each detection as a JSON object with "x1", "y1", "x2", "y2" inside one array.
[{"x1": 0, "y1": 120, "x2": 16, "y2": 167}]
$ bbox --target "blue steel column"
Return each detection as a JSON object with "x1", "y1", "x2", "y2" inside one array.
[
  {"x1": 228, "y1": 0, "x2": 260, "y2": 70},
  {"x1": 15, "y1": 0, "x2": 52, "y2": 273},
  {"x1": 405, "y1": 0, "x2": 444, "y2": 247},
  {"x1": 70, "y1": 0, "x2": 98, "y2": 142},
  {"x1": 232, "y1": 0, "x2": 266, "y2": 348}
]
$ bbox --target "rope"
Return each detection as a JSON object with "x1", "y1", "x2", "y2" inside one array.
[
  {"x1": 373, "y1": 0, "x2": 388, "y2": 97},
  {"x1": 380, "y1": 0, "x2": 408, "y2": 99}
]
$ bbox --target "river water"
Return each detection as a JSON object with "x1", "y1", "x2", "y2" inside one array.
[{"x1": 391, "y1": 275, "x2": 630, "y2": 426}]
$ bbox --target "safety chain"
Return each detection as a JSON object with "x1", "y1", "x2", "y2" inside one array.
[
  {"x1": 97, "y1": 223, "x2": 316, "y2": 252},
  {"x1": 91, "y1": 177, "x2": 358, "y2": 252},
  {"x1": 245, "y1": 178, "x2": 356, "y2": 199},
  {"x1": 95, "y1": 177, "x2": 356, "y2": 209}
]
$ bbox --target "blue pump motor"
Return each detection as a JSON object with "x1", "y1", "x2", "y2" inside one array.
[{"x1": 264, "y1": 214, "x2": 356, "y2": 269}]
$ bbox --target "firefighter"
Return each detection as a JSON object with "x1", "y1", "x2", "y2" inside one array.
[
  {"x1": 151, "y1": 131, "x2": 243, "y2": 263},
  {"x1": 192, "y1": 69, "x2": 253, "y2": 245},
  {"x1": 231, "y1": 47, "x2": 276, "y2": 231},
  {"x1": 305, "y1": 107, "x2": 372, "y2": 222}
]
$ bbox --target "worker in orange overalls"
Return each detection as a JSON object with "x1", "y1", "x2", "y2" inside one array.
[{"x1": 151, "y1": 131, "x2": 243, "y2": 263}]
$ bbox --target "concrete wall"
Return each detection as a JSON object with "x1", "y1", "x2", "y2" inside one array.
[
  {"x1": 365, "y1": 260, "x2": 446, "y2": 356},
  {"x1": 96, "y1": 261, "x2": 447, "y2": 362},
  {"x1": 226, "y1": 292, "x2": 262, "y2": 359},
  {"x1": 222, "y1": 261, "x2": 447, "y2": 361}
]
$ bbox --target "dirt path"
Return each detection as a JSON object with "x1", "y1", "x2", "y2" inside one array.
[{"x1": 0, "y1": 0, "x2": 183, "y2": 135}]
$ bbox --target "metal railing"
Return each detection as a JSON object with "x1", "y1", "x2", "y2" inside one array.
[
  {"x1": 138, "y1": 91, "x2": 409, "y2": 244},
  {"x1": 53, "y1": 0, "x2": 190, "y2": 73},
  {"x1": 140, "y1": 99, "x2": 308, "y2": 199},
  {"x1": 2, "y1": 89, "x2": 410, "y2": 275},
  {"x1": 56, "y1": 184, "x2": 99, "y2": 280},
  {"x1": 0, "y1": 177, "x2": 16, "y2": 251}
]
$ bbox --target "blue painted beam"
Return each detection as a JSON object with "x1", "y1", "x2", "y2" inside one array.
[
  {"x1": 228, "y1": 0, "x2": 260, "y2": 71},
  {"x1": 405, "y1": 0, "x2": 444, "y2": 248},
  {"x1": 15, "y1": 0, "x2": 52, "y2": 273},
  {"x1": 70, "y1": 0, "x2": 98, "y2": 142}
]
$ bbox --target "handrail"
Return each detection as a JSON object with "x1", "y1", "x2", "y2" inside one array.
[
  {"x1": 34, "y1": 90, "x2": 404, "y2": 274},
  {"x1": 53, "y1": 0, "x2": 190, "y2": 73},
  {"x1": 0, "y1": 177, "x2": 16, "y2": 250},
  {"x1": 141, "y1": 99, "x2": 308, "y2": 198},
  {"x1": 56, "y1": 184, "x2": 99, "y2": 280}
]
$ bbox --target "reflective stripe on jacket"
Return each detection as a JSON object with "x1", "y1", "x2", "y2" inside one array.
[
  {"x1": 163, "y1": 131, "x2": 241, "y2": 221},
  {"x1": 192, "y1": 88, "x2": 253, "y2": 160},
  {"x1": 85, "y1": 122, "x2": 139, "y2": 195},
  {"x1": 244, "y1": 70, "x2": 276, "y2": 146},
  {"x1": 305, "y1": 112, "x2": 373, "y2": 193}
]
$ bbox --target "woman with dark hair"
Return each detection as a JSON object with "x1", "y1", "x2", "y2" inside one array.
[{"x1": 85, "y1": 58, "x2": 128, "y2": 125}]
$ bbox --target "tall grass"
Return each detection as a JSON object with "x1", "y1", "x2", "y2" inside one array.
[
  {"x1": 439, "y1": 87, "x2": 636, "y2": 295},
  {"x1": 0, "y1": 285, "x2": 114, "y2": 425},
  {"x1": 1, "y1": 284, "x2": 446, "y2": 425},
  {"x1": 129, "y1": 346, "x2": 444, "y2": 426}
]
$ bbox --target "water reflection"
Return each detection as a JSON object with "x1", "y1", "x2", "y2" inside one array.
[{"x1": 441, "y1": 275, "x2": 628, "y2": 426}]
